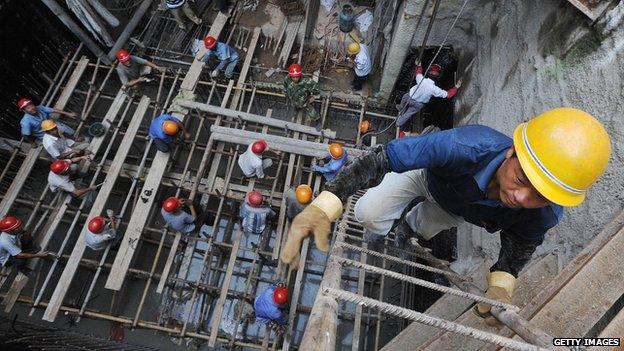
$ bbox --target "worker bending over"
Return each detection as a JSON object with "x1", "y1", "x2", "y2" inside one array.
[
  {"x1": 41, "y1": 119, "x2": 90, "y2": 160},
  {"x1": 18, "y1": 97, "x2": 77, "y2": 146},
  {"x1": 312, "y1": 143, "x2": 348, "y2": 181},
  {"x1": 161, "y1": 197, "x2": 198, "y2": 234},
  {"x1": 238, "y1": 139, "x2": 280, "y2": 179},
  {"x1": 85, "y1": 210, "x2": 118, "y2": 251},
  {"x1": 165, "y1": 0, "x2": 202, "y2": 30},
  {"x1": 283, "y1": 64, "x2": 322, "y2": 130},
  {"x1": 239, "y1": 191, "x2": 276, "y2": 235},
  {"x1": 116, "y1": 49, "x2": 165, "y2": 92},
  {"x1": 346, "y1": 42, "x2": 372, "y2": 91},
  {"x1": 196, "y1": 36, "x2": 239, "y2": 80},
  {"x1": 281, "y1": 108, "x2": 610, "y2": 326},
  {"x1": 148, "y1": 114, "x2": 191, "y2": 153},
  {"x1": 0, "y1": 216, "x2": 54, "y2": 273},
  {"x1": 396, "y1": 64, "x2": 461, "y2": 128},
  {"x1": 284, "y1": 185, "x2": 313, "y2": 220},
  {"x1": 254, "y1": 283, "x2": 289, "y2": 335},
  {"x1": 48, "y1": 159, "x2": 97, "y2": 198}
]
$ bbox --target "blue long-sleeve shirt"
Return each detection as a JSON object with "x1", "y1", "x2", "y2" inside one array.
[
  {"x1": 386, "y1": 125, "x2": 562, "y2": 242},
  {"x1": 313, "y1": 151, "x2": 348, "y2": 181},
  {"x1": 202, "y1": 42, "x2": 239, "y2": 70},
  {"x1": 254, "y1": 285, "x2": 287, "y2": 325}
]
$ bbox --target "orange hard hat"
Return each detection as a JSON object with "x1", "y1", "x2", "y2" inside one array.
[
  {"x1": 162, "y1": 197, "x2": 181, "y2": 213},
  {"x1": 251, "y1": 139, "x2": 267, "y2": 154},
  {"x1": 295, "y1": 185, "x2": 313, "y2": 204},
  {"x1": 273, "y1": 286, "x2": 288, "y2": 305},
  {"x1": 204, "y1": 36, "x2": 217, "y2": 49},
  {"x1": 116, "y1": 49, "x2": 131, "y2": 63},
  {"x1": 162, "y1": 120, "x2": 179, "y2": 136},
  {"x1": 359, "y1": 120, "x2": 371, "y2": 134},
  {"x1": 246, "y1": 191, "x2": 263, "y2": 207},
  {"x1": 88, "y1": 216, "x2": 106, "y2": 234},
  {"x1": 288, "y1": 63, "x2": 303, "y2": 78},
  {"x1": 0, "y1": 216, "x2": 23, "y2": 232},
  {"x1": 17, "y1": 98, "x2": 33, "y2": 109},
  {"x1": 328, "y1": 143, "x2": 344, "y2": 159},
  {"x1": 41, "y1": 119, "x2": 57, "y2": 131},
  {"x1": 50, "y1": 160, "x2": 71, "y2": 175}
]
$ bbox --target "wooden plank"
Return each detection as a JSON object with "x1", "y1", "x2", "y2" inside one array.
[
  {"x1": 156, "y1": 231, "x2": 181, "y2": 293},
  {"x1": 42, "y1": 96, "x2": 150, "y2": 321},
  {"x1": 229, "y1": 27, "x2": 261, "y2": 109},
  {"x1": 592, "y1": 308, "x2": 624, "y2": 350}
]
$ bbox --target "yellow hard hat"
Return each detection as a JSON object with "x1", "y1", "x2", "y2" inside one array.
[
  {"x1": 347, "y1": 42, "x2": 360, "y2": 55},
  {"x1": 41, "y1": 119, "x2": 57, "y2": 131},
  {"x1": 513, "y1": 108, "x2": 611, "y2": 207}
]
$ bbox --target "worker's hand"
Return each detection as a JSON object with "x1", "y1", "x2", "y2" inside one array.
[
  {"x1": 307, "y1": 96, "x2": 315, "y2": 104},
  {"x1": 195, "y1": 54, "x2": 204, "y2": 61},
  {"x1": 281, "y1": 205, "x2": 331, "y2": 269},
  {"x1": 455, "y1": 81, "x2": 462, "y2": 89},
  {"x1": 89, "y1": 185, "x2": 98, "y2": 192},
  {"x1": 184, "y1": 131, "x2": 191, "y2": 140},
  {"x1": 68, "y1": 112, "x2": 78, "y2": 119},
  {"x1": 121, "y1": 84, "x2": 128, "y2": 91},
  {"x1": 106, "y1": 209, "x2": 115, "y2": 219},
  {"x1": 474, "y1": 271, "x2": 516, "y2": 327},
  {"x1": 39, "y1": 251, "x2": 56, "y2": 259},
  {"x1": 156, "y1": 66, "x2": 166, "y2": 73}
]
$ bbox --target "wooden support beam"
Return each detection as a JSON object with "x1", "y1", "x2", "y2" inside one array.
[
  {"x1": 229, "y1": 27, "x2": 261, "y2": 109},
  {"x1": 42, "y1": 96, "x2": 150, "y2": 321}
]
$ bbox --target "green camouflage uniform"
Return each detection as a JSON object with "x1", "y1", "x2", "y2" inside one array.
[{"x1": 283, "y1": 76, "x2": 320, "y2": 121}]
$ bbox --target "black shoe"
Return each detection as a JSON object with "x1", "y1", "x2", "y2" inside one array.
[{"x1": 393, "y1": 219, "x2": 413, "y2": 250}]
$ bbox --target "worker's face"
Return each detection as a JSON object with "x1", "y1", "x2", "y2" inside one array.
[
  {"x1": 122, "y1": 60, "x2": 132, "y2": 67},
  {"x1": 496, "y1": 147, "x2": 550, "y2": 209},
  {"x1": 292, "y1": 76, "x2": 301, "y2": 84},
  {"x1": 23, "y1": 104, "x2": 37, "y2": 114}
]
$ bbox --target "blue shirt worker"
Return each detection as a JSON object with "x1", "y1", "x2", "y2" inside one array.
[
  {"x1": 148, "y1": 114, "x2": 191, "y2": 153},
  {"x1": 18, "y1": 97, "x2": 77, "y2": 144},
  {"x1": 280, "y1": 108, "x2": 611, "y2": 327},
  {"x1": 239, "y1": 191, "x2": 276, "y2": 235},
  {"x1": 313, "y1": 143, "x2": 348, "y2": 181},
  {"x1": 161, "y1": 197, "x2": 197, "y2": 234},
  {"x1": 196, "y1": 35, "x2": 239, "y2": 79},
  {"x1": 254, "y1": 283, "x2": 288, "y2": 334}
]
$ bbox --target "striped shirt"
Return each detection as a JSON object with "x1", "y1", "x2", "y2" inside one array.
[{"x1": 166, "y1": 0, "x2": 186, "y2": 9}]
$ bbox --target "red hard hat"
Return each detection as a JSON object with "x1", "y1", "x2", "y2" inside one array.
[
  {"x1": 116, "y1": 49, "x2": 131, "y2": 63},
  {"x1": 162, "y1": 196, "x2": 181, "y2": 213},
  {"x1": 88, "y1": 216, "x2": 106, "y2": 234},
  {"x1": 273, "y1": 286, "x2": 288, "y2": 305},
  {"x1": 288, "y1": 63, "x2": 302, "y2": 77},
  {"x1": 246, "y1": 191, "x2": 263, "y2": 207},
  {"x1": 251, "y1": 139, "x2": 267, "y2": 155},
  {"x1": 50, "y1": 160, "x2": 71, "y2": 175},
  {"x1": 0, "y1": 216, "x2": 23, "y2": 232},
  {"x1": 17, "y1": 98, "x2": 33, "y2": 109},
  {"x1": 204, "y1": 36, "x2": 217, "y2": 49},
  {"x1": 427, "y1": 64, "x2": 442, "y2": 79}
]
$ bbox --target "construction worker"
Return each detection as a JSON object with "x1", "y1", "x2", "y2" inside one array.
[
  {"x1": 238, "y1": 139, "x2": 279, "y2": 179},
  {"x1": 280, "y1": 108, "x2": 611, "y2": 326},
  {"x1": 18, "y1": 97, "x2": 77, "y2": 145},
  {"x1": 346, "y1": 42, "x2": 372, "y2": 91},
  {"x1": 148, "y1": 113, "x2": 191, "y2": 153},
  {"x1": 396, "y1": 64, "x2": 461, "y2": 128},
  {"x1": 284, "y1": 184, "x2": 313, "y2": 220},
  {"x1": 161, "y1": 197, "x2": 198, "y2": 234},
  {"x1": 0, "y1": 216, "x2": 54, "y2": 273},
  {"x1": 283, "y1": 63, "x2": 322, "y2": 130},
  {"x1": 239, "y1": 191, "x2": 276, "y2": 235},
  {"x1": 254, "y1": 283, "x2": 288, "y2": 335},
  {"x1": 85, "y1": 210, "x2": 118, "y2": 251},
  {"x1": 115, "y1": 49, "x2": 165, "y2": 91},
  {"x1": 196, "y1": 36, "x2": 239, "y2": 79},
  {"x1": 41, "y1": 119, "x2": 90, "y2": 160},
  {"x1": 165, "y1": 0, "x2": 202, "y2": 30},
  {"x1": 312, "y1": 143, "x2": 348, "y2": 181},
  {"x1": 48, "y1": 159, "x2": 97, "y2": 198}
]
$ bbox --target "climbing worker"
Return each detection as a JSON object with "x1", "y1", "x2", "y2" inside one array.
[
  {"x1": 0, "y1": 215, "x2": 54, "y2": 273},
  {"x1": 148, "y1": 113, "x2": 191, "y2": 153},
  {"x1": 18, "y1": 97, "x2": 77, "y2": 145},
  {"x1": 48, "y1": 159, "x2": 97, "y2": 198},
  {"x1": 161, "y1": 196, "x2": 198, "y2": 234},
  {"x1": 196, "y1": 35, "x2": 239, "y2": 80},
  {"x1": 284, "y1": 184, "x2": 313, "y2": 220},
  {"x1": 346, "y1": 42, "x2": 372, "y2": 91},
  {"x1": 238, "y1": 139, "x2": 280, "y2": 179},
  {"x1": 165, "y1": 0, "x2": 202, "y2": 30},
  {"x1": 312, "y1": 143, "x2": 348, "y2": 181},
  {"x1": 115, "y1": 49, "x2": 165, "y2": 91},
  {"x1": 254, "y1": 283, "x2": 288, "y2": 335},
  {"x1": 41, "y1": 119, "x2": 91, "y2": 160},
  {"x1": 85, "y1": 210, "x2": 118, "y2": 251},
  {"x1": 283, "y1": 63, "x2": 322, "y2": 130},
  {"x1": 239, "y1": 191, "x2": 276, "y2": 235},
  {"x1": 396, "y1": 64, "x2": 461, "y2": 128},
  {"x1": 280, "y1": 108, "x2": 611, "y2": 326}
]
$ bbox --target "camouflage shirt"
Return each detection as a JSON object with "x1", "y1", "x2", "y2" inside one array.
[{"x1": 283, "y1": 76, "x2": 320, "y2": 109}]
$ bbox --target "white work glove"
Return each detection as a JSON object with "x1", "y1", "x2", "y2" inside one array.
[{"x1": 211, "y1": 69, "x2": 219, "y2": 78}]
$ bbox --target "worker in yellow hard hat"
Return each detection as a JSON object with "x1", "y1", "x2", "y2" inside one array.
[
  {"x1": 346, "y1": 41, "x2": 372, "y2": 91},
  {"x1": 312, "y1": 143, "x2": 348, "y2": 181},
  {"x1": 148, "y1": 113, "x2": 191, "y2": 153},
  {"x1": 281, "y1": 108, "x2": 611, "y2": 326},
  {"x1": 41, "y1": 119, "x2": 91, "y2": 160}
]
